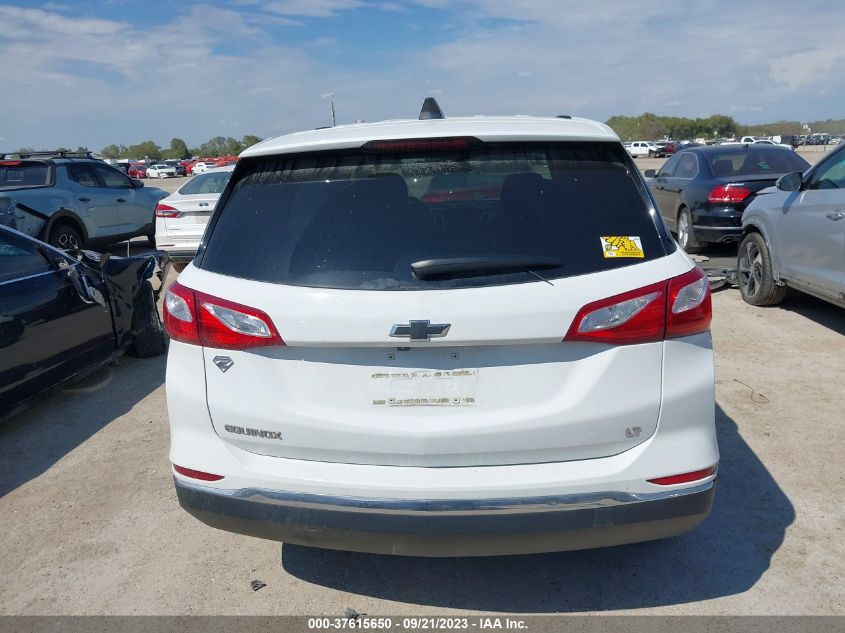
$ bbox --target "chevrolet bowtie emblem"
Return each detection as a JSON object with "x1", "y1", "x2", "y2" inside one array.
[{"x1": 389, "y1": 320, "x2": 451, "y2": 341}]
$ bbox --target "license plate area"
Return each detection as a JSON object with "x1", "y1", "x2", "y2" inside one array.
[{"x1": 371, "y1": 368, "x2": 478, "y2": 407}]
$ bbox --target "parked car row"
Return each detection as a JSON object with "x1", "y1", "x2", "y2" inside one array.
[{"x1": 624, "y1": 140, "x2": 696, "y2": 158}]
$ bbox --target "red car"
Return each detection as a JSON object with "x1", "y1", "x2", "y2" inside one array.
[{"x1": 127, "y1": 163, "x2": 147, "y2": 178}]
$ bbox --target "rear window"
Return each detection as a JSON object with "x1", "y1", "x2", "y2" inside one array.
[
  {"x1": 0, "y1": 161, "x2": 51, "y2": 189},
  {"x1": 708, "y1": 149, "x2": 809, "y2": 177},
  {"x1": 179, "y1": 171, "x2": 231, "y2": 195},
  {"x1": 199, "y1": 142, "x2": 671, "y2": 290}
]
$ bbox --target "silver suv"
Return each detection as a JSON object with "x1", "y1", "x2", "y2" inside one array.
[{"x1": 739, "y1": 143, "x2": 845, "y2": 308}]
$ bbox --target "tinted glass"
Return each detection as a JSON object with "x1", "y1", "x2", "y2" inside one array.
[
  {"x1": 178, "y1": 171, "x2": 232, "y2": 195},
  {"x1": 674, "y1": 153, "x2": 698, "y2": 179},
  {"x1": 706, "y1": 149, "x2": 809, "y2": 177},
  {"x1": 808, "y1": 150, "x2": 845, "y2": 189},
  {"x1": 94, "y1": 163, "x2": 131, "y2": 188},
  {"x1": 0, "y1": 230, "x2": 52, "y2": 283},
  {"x1": 0, "y1": 161, "x2": 50, "y2": 189},
  {"x1": 200, "y1": 142, "x2": 668, "y2": 290},
  {"x1": 657, "y1": 153, "x2": 681, "y2": 177},
  {"x1": 66, "y1": 164, "x2": 99, "y2": 187}
]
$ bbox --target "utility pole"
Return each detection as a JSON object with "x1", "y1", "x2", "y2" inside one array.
[{"x1": 331, "y1": 94, "x2": 336, "y2": 127}]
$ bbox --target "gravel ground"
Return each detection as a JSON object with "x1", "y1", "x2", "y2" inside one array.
[{"x1": 0, "y1": 288, "x2": 843, "y2": 615}]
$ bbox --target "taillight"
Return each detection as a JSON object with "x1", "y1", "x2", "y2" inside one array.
[
  {"x1": 163, "y1": 280, "x2": 284, "y2": 350},
  {"x1": 564, "y1": 281, "x2": 666, "y2": 345},
  {"x1": 648, "y1": 465, "x2": 717, "y2": 486},
  {"x1": 564, "y1": 267, "x2": 711, "y2": 345},
  {"x1": 666, "y1": 267, "x2": 712, "y2": 338},
  {"x1": 155, "y1": 203, "x2": 180, "y2": 218},
  {"x1": 163, "y1": 280, "x2": 199, "y2": 344},
  {"x1": 173, "y1": 464, "x2": 224, "y2": 481},
  {"x1": 707, "y1": 184, "x2": 751, "y2": 204}
]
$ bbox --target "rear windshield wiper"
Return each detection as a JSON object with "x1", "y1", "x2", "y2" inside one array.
[{"x1": 411, "y1": 256, "x2": 562, "y2": 279}]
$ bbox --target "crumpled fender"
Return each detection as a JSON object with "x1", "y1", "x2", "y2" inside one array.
[{"x1": 76, "y1": 250, "x2": 171, "y2": 349}]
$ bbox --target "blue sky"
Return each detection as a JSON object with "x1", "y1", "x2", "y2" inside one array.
[{"x1": 0, "y1": 0, "x2": 843, "y2": 151}]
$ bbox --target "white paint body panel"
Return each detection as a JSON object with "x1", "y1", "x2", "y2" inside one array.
[
  {"x1": 174, "y1": 250, "x2": 699, "y2": 468},
  {"x1": 167, "y1": 332, "x2": 717, "y2": 498},
  {"x1": 241, "y1": 116, "x2": 619, "y2": 158}
]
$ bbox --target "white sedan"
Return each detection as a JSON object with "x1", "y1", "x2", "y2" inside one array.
[
  {"x1": 146, "y1": 163, "x2": 177, "y2": 179},
  {"x1": 153, "y1": 165, "x2": 235, "y2": 264},
  {"x1": 191, "y1": 161, "x2": 218, "y2": 174}
]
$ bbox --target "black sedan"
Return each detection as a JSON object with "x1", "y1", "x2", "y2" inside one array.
[
  {"x1": 0, "y1": 225, "x2": 167, "y2": 422},
  {"x1": 644, "y1": 145, "x2": 810, "y2": 253}
]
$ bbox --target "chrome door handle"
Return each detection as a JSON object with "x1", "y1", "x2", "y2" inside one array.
[{"x1": 826, "y1": 210, "x2": 844, "y2": 220}]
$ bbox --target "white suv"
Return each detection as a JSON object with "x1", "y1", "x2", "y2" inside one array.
[{"x1": 164, "y1": 113, "x2": 717, "y2": 556}]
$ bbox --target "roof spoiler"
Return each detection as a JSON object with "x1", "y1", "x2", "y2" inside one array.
[{"x1": 419, "y1": 97, "x2": 445, "y2": 120}]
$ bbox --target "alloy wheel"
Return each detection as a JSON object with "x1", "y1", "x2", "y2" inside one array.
[
  {"x1": 678, "y1": 213, "x2": 690, "y2": 249},
  {"x1": 738, "y1": 240, "x2": 763, "y2": 298}
]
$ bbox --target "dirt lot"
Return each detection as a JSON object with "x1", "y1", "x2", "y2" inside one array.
[{"x1": 0, "y1": 145, "x2": 843, "y2": 615}]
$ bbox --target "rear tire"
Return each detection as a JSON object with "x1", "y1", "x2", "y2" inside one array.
[
  {"x1": 146, "y1": 233, "x2": 156, "y2": 248},
  {"x1": 677, "y1": 207, "x2": 705, "y2": 254},
  {"x1": 129, "y1": 281, "x2": 167, "y2": 358},
  {"x1": 738, "y1": 232, "x2": 786, "y2": 306},
  {"x1": 48, "y1": 222, "x2": 83, "y2": 251}
]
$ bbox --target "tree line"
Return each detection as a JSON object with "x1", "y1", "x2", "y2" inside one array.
[
  {"x1": 605, "y1": 113, "x2": 845, "y2": 141},
  {"x1": 99, "y1": 135, "x2": 263, "y2": 160}
]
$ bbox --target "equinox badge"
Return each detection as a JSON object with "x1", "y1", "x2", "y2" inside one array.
[{"x1": 390, "y1": 320, "x2": 451, "y2": 341}]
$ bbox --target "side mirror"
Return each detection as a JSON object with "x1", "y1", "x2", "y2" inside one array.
[
  {"x1": 131, "y1": 178, "x2": 144, "y2": 189},
  {"x1": 644, "y1": 169, "x2": 657, "y2": 178},
  {"x1": 63, "y1": 261, "x2": 107, "y2": 307},
  {"x1": 776, "y1": 171, "x2": 803, "y2": 192}
]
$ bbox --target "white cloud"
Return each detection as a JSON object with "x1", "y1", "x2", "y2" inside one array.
[
  {"x1": 769, "y1": 45, "x2": 845, "y2": 90},
  {"x1": 260, "y1": 0, "x2": 369, "y2": 17}
]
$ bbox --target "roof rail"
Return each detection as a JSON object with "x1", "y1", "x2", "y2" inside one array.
[
  {"x1": 419, "y1": 97, "x2": 445, "y2": 120},
  {"x1": 0, "y1": 150, "x2": 95, "y2": 160}
]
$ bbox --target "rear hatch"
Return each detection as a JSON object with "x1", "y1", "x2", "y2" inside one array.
[{"x1": 187, "y1": 140, "x2": 683, "y2": 467}]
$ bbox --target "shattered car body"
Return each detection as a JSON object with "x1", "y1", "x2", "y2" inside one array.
[{"x1": 0, "y1": 224, "x2": 169, "y2": 422}]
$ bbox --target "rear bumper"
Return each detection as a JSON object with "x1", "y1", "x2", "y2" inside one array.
[
  {"x1": 175, "y1": 478, "x2": 715, "y2": 556},
  {"x1": 692, "y1": 225, "x2": 743, "y2": 243}
]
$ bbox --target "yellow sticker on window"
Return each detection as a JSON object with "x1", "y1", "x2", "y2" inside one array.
[{"x1": 600, "y1": 236, "x2": 645, "y2": 258}]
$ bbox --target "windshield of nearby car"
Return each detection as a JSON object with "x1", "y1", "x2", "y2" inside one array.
[
  {"x1": 199, "y1": 141, "x2": 671, "y2": 290},
  {"x1": 0, "y1": 161, "x2": 51, "y2": 189},
  {"x1": 707, "y1": 149, "x2": 809, "y2": 177},
  {"x1": 178, "y1": 170, "x2": 232, "y2": 195}
]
